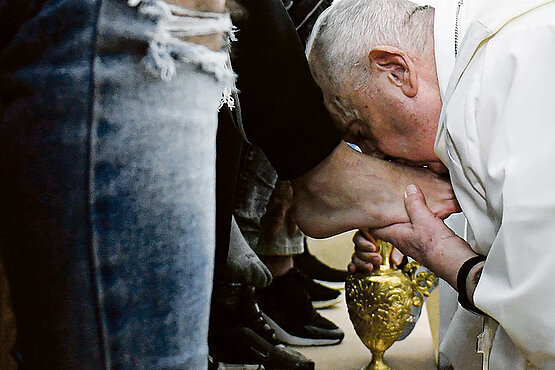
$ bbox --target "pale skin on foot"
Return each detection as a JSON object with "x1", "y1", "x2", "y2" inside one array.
[
  {"x1": 165, "y1": 0, "x2": 226, "y2": 12},
  {"x1": 291, "y1": 141, "x2": 459, "y2": 239},
  {"x1": 163, "y1": 0, "x2": 227, "y2": 51}
]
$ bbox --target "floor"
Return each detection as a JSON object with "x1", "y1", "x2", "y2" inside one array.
[
  {"x1": 0, "y1": 230, "x2": 437, "y2": 370},
  {"x1": 293, "y1": 233, "x2": 437, "y2": 370}
]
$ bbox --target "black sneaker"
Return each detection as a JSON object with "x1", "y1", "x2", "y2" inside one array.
[
  {"x1": 210, "y1": 282, "x2": 315, "y2": 370},
  {"x1": 306, "y1": 278, "x2": 342, "y2": 309},
  {"x1": 294, "y1": 242, "x2": 347, "y2": 289},
  {"x1": 209, "y1": 354, "x2": 265, "y2": 370},
  {"x1": 257, "y1": 268, "x2": 345, "y2": 346}
]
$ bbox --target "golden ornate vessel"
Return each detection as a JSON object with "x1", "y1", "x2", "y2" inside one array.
[{"x1": 346, "y1": 240, "x2": 435, "y2": 370}]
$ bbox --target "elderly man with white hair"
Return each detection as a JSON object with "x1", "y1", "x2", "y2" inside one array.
[{"x1": 307, "y1": 0, "x2": 555, "y2": 368}]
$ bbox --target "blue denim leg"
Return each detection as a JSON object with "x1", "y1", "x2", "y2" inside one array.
[{"x1": 0, "y1": 0, "x2": 231, "y2": 368}]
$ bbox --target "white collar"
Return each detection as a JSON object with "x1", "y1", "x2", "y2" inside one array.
[{"x1": 433, "y1": 0, "x2": 460, "y2": 98}]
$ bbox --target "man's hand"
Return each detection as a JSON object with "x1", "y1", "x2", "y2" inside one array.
[
  {"x1": 259, "y1": 180, "x2": 299, "y2": 244},
  {"x1": 291, "y1": 141, "x2": 460, "y2": 238},
  {"x1": 369, "y1": 184, "x2": 476, "y2": 288}
]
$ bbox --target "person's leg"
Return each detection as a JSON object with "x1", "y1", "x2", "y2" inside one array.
[
  {"x1": 260, "y1": 255, "x2": 294, "y2": 278},
  {"x1": 232, "y1": 145, "x2": 279, "y2": 249},
  {"x1": 231, "y1": 149, "x2": 343, "y2": 346},
  {"x1": 0, "y1": 0, "x2": 232, "y2": 367},
  {"x1": 211, "y1": 129, "x2": 314, "y2": 370}
]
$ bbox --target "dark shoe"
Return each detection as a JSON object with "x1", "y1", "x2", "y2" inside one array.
[
  {"x1": 210, "y1": 282, "x2": 315, "y2": 370},
  {"x1": 209, "y1": 354, "x2": 265, "y2": 370},
  {"x1": 257, "y1": 268, "x2": 344, "y2": 346},
  {"x1": 294, "y1": 243, "x2": 347, "y2": 289},
  {"x1": 306, "y1": 278, "x2": 342, "y2": 309}
]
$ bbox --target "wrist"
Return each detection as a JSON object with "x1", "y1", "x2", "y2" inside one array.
[
  {"x1": 456, "y1": 255, "x2": 486, "y2": 315},
  {"x1": 465, "y1": 261, "x2": 484, "y2": 304},
  {"x1": 422, "y1": 237, "x2": 476, "y2": 289}
]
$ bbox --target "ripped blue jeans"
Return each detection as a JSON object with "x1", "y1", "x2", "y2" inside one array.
[{"x1": 0, "y1": 0, "x2": 233, "y2": 368}]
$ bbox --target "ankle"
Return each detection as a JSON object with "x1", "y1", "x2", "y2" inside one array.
[{"x1": 261, "y1": 255, "x2": 294, "y2": 278}]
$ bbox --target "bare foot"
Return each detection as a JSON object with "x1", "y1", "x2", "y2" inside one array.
[{"x1": 291, "y1": 141, "x2": 459, "y2": 238}]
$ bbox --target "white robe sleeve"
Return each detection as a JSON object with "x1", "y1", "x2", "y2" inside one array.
[{"x1": 471, "y1": 16, "x2": 555, "y2": 368}]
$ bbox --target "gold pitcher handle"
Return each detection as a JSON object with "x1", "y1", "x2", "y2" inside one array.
[
  {"x1": 403, "y1": 260, "x2": 436, "y2": 306},
  {"x1": 376, "y1": 240, "x2": 393, "y2": 270}
]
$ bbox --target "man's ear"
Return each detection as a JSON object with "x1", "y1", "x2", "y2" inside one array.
[{"x1": 368, "y1": 46, "x2": 417, "y2": 98}]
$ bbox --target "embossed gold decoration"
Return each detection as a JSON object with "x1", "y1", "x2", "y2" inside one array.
[{"x1": 346, "y1": 240, "x2": 436, "y2": 370}]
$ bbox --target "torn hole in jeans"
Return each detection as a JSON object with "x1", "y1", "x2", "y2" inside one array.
[{"x1": 128, "y1": 0, "x2": 236, "y2": 109}]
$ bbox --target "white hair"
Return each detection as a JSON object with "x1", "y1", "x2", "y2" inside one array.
[{"x1": 306, "y1": 0, "x2": 434, "y2": 94}]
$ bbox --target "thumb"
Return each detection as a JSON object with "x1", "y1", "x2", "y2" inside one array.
[{"x1": 404, "y1": 184, "x2": 435, "y2": 224}]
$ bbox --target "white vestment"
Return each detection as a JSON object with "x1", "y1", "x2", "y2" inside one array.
[{"x1": 434, "y1": 0, "x2": 555, "y2": 368}]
